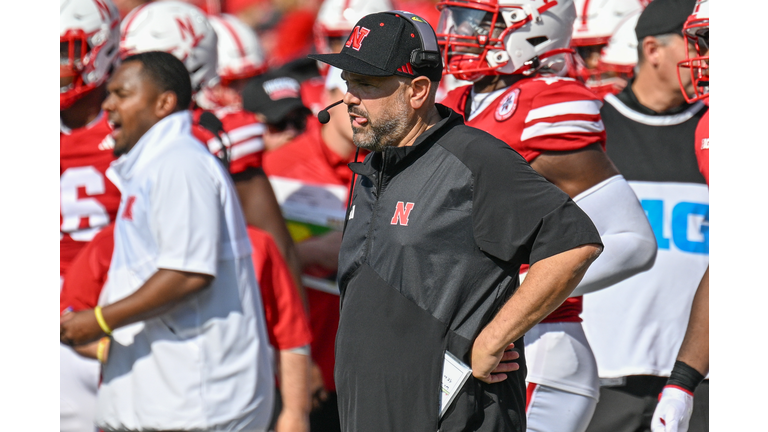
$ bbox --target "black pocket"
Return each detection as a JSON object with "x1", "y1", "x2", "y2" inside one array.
[{"x1": 439, "y1": 335, "x2": 527, "y2": 432}]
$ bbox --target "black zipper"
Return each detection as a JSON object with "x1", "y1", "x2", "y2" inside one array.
[{"x1": 363, "y1": 150, "x2": 388, "y2": 260}]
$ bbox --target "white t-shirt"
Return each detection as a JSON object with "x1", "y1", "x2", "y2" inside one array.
[
  {"x1": 98, "y1": 111, "x2": 274, "y2": 432},
  {"x1": 582, "y1": 181, "x2": 709, "y2": 379}
]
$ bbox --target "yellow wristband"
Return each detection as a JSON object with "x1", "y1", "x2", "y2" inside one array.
[
  {"x1": 94, "y1": 306, "x2": 112, "y2": 336},
  {"x1": 96, "y1": 337, "x2": 110, "y2": 364}
]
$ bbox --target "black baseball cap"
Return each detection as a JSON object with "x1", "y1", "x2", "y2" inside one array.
[
  {"x1": 242, "y1": 73, "x2": 311, "y2": 124},
  {"x1": 308, "y1": 11, "x2": 443, "y2": 82},
  {"x1": 635, "y1": 0, "x2": 697, "y2": 40}
]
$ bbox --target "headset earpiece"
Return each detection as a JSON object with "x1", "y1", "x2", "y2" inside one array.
[
  {"x1": 387, "y1": 10, "x2": 442, "y2": 70},
  {"x1": 411, "y1": 49, "x2": 441, "y2": 69}
]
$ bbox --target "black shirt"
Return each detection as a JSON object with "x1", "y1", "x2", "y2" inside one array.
[
  {"x1": 335, "y1": 104, "x2": 602, "y2": 432},
  {"x1": 602, "y1": 80, "x2": 707, "y2": 184}
]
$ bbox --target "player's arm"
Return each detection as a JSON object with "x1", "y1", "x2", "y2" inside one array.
[
  {"x1": 60, "y1": 269, "x2": 213, "y2": 346},
  {"x1": 650, "y1": 267, "x2": 708, "y2": 432},
  {"x1": 530, "y1": 145, "x2": 657, "y2": 295},
  {"x1": 676, "y1": 266, "x2": 709, "y2": 376},
  {"x1": 235, "y1": 169, "x2": 306, "y2": 306},
  {"x1": 471, "y1": 244, "x2": 602, "y2": 383},
  {"x1": 295, "y1": 231, "x2": 344, "y2": 271},
  {"x1": 275, "y1": 349, "x2": 311, "y2": 432},
  {"x1": 529, "y1": 143, "x2": 619, "y2": 198}
]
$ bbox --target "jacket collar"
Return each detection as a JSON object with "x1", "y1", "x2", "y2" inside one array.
[
  {"x1": 108, "y1": 111, "x2": 192, "y2": 185},
  {"x1": 349, "y1": 104, "x2": 463, "y2": 179}
]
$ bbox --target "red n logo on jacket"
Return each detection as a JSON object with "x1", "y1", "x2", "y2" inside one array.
[
  {"x1": 122, "y1": 196, "x2": 136, "y2": 220},
  {"x1": 391, "y1": 202, "x2": 415, "y2": 226},
  {"x1": 345, "y1": 26, "x2": 371, "y2": 51}
]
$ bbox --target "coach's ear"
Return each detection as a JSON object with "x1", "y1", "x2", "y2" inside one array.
[
  {"x1": 155, "y1": 91, "x2": 180, "y2": 118},
  {"x1": 408, "y1": 76, "x2": 433, "y2": 110}
]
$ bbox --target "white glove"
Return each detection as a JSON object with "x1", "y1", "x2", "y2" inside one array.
[{"x1": 651, "y1": 386, "x2": 694, "y2": 432}]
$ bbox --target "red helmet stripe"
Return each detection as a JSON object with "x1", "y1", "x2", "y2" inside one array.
[
  {"x1": 218, "y1": 17, "x2": 247, "y2": 58},
  {"x1": 120, "y1": 3, "x2": 149, "y2": 46},
  {"x1": 580, "y1": 0, "x2": 590, "y2": 29}
]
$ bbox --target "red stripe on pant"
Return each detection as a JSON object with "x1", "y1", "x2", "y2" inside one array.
[{"x1": 526, "y1": 382, "x2": 538, "y2": 413}]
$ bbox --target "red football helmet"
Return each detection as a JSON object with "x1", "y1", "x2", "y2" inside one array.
[
  {"x1": 677, "y1": 0, "x2": 709, "y2": 103},
  {"x1": 436, "y1": 0, "x2": 578, "y2": 82}
]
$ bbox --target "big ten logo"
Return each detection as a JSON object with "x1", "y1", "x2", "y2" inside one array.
[{"x1": 641, "y1": 199, "x2": 708, "y2": 254}]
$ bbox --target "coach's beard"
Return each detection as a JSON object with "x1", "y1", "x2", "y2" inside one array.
[{"x1": 350, "y1": 98, "x2": 410, "y2": 152}]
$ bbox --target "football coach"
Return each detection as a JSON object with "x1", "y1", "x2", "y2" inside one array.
[
  {"x1": 59, "y1": 51, "x2": 274, "y2": 432},
  {"x1": 308, "y1": 11, "x2": 604, "y2": 432}
]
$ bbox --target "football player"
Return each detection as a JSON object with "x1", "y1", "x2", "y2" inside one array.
[
  {"x1": 119, "y1": 1, "x2": 304, "y2": 299},
  {"x1": 60, "y1": 1, "x2": 121, "y2": 431},
  {"x1": 437, "y1": 1, "x2": 657, "y2": 431},
  {"x1": 651, "y1": 2, "x2": 709, "y2": 431}
]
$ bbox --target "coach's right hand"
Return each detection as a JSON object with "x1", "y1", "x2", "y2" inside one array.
[{"x1": 470, "y1": 341, "x2": 520, "y2": 384}]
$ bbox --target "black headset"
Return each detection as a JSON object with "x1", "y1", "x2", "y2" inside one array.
[{"x1": 384, "y1": 10, "x2": 442, "y2": 69}]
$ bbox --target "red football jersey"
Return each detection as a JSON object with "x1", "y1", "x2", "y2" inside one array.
[
  {"x1": 60, "y1": 114, "x2": 121, "y2": 278},
  {"x1": 441, "y1": 76, "x2": 606, "y2": 162},
  {"x1": 192, "y1": 108, "x2": 264, "y2": 175},
  {"x1": 300, "y1": 76, "x2": 327, "y2": 116},
  {"x1": 443, "y1": 76, "x2": 607, "y2": 322},
  {"x1": 695, "y1": 99, "x2": 709, "y2": 185},
  {"x1": 248, "y1": 226, "x2": 313, "y2": 351},
  {"x1": 60, "y1": 224, "x2": 114, "y2": 314}
]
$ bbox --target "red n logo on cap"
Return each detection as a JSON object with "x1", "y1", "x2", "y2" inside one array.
[
  {"x1": 345, "y1": 26, "x2": 371, "y2": 51},
  {"x1": 391, "y1": 201, "x2": 415, "y2": 226}
]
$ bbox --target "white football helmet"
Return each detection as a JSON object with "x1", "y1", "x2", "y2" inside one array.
[
  {"x1": 437, "y1": 0, "x2": 578, "y2": 82},
  {"x1": 313, "y1": 0, "x2": 393, "y2": 55},
  {"x1": 208, "y1": 14, "x2": 267, "y2": 85},
  {"x1": 120, "y1": 1, "x2": 219, "y2": 93},
  {"x1": 580, "y1": 9, "x2": 640, "y2": 95},
  {"x1": 599, "y1": 10, "x2": 640, "y2": 72},
  {"x1": 571, "y1": 0, "x2": 646, "y2": 47},
  {"x1": 678, "y1": 0, "x2": 708, "y2": 103},
  {"x1": 60, "y1": 0, "x2": 120, "y2": 110}
]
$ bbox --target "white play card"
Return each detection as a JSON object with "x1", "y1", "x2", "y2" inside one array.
[{"x1": 440, "y1": 351, "x2": 473, "y2": 418}]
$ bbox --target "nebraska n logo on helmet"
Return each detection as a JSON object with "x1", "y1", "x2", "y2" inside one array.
[
  {"x1": 93, "y1": 0, "x2": 113, "y2": 21},
  {"x1": 119, "y1": 1, "x2": 219, "y2": 94},
  {"x1": 436, "y1": 0, "x2": 578, "y2": 82},
  {"x1": 175, "y1": 16, "x2": 205, "y2": 49}
]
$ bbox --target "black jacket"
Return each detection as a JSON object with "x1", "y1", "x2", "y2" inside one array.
[{"x1": 336, "y1": 105, "x2": 602, "y2": 432}]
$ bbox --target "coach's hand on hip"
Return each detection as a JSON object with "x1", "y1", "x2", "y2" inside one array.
[
  {"x1": 60, "y1": 309, "x2": 106, "y2": 346},
  {"x1": 471, "y1": 342, "x2": 520, "y2": 384}
]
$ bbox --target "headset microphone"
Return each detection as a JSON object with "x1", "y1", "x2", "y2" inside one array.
[{"x1": 318, "y1": 99, "x2": 344, "y2": 124}]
